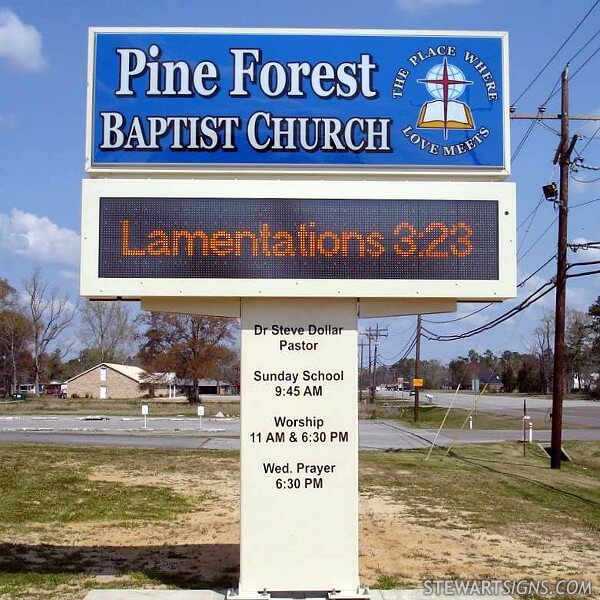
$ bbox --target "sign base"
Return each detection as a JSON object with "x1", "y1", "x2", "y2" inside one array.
[
  {"x1": 239, "y1": 297, "x2": 361, "y2": 593},
  {"x1": 84, "y1": 589, "x2": 371, "y2": 600},
  {"x1": 226, "y1": 587, "x2": 371, "y2": 600}
]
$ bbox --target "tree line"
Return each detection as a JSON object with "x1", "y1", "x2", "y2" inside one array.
[
  {"x1": 368, "y1": 299, "x2": 600, "y2": 398},
  {"x1": 1, "y1": 270, "x2": 598, "y2": 400},
  {"x1": 0, "y1": 271, "x2": 238, "y2": 401}
]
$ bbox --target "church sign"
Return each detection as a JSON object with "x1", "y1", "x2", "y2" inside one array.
[
  {"x1": 82, "y1": 27, "x2": 516, "y2": 599},
  {"x1": 86, "y1": 28, "x2": 509, "y2": 175}
]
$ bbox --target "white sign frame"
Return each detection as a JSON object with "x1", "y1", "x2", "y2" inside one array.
[
  {"x1": 85, "y1": 27, "x2": 510, "y2": 179},
  {"x1": 80, "y1": 178, "x2": 516, "y2": 301}
]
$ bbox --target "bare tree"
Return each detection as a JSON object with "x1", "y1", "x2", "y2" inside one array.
[
  {"x1": 23, "y1": 271, "x2": 76, "y2": 395},
  {"x1": 529, "y1": 311, "x2": 554, "y2": 394},
  {"x1": 0, "y1": 279, "x2": 31, "y2": 394},
  {"x1": 0, "y1": 310, "x2": 31, "y2": 395},
  {"x1": 80, "y1": 300, "x2": 135, "y2": 362},
  {"x1": 566, "y1": 309, "x2": 594, "y2": 393}
]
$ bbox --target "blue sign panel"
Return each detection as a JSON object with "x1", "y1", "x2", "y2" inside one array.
[{"x1": 88, "y1": 29, "x2": 508, "y2": 171}]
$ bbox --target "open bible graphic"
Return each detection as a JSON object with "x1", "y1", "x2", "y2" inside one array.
[{"x1": 417, "y1": 100, "x2": 474, "y2": 129}]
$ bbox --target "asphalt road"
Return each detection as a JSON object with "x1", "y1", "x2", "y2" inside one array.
[
  {"x1": 0, "y1": 415, "x2": 598, "y2": 451},
  {"x1": 379, "y1": 390, "x2": 600, "y2": 428}
]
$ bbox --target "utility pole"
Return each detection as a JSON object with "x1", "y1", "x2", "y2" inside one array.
[
  {"x1": 551, "y1": 66, "x2": 576, "y2": 470},
  {"x1": 358, "y1": 339, "x2": 367, "y2": 403},
  {"x1": 367, "y1": 331, "x2": 372, "y2": 402},
  {"x1": 364, "y1": 324, "x2": 388, "y2": 403},
  {"x1": 372, "y1": 323, "x2": 379, "y2": 402},
  {"x1": 414, "y1": 315, "x2": 421, "y2": 422},
  {"x1": 511, "y1": 66, "x2": 600, "y2": 470}
]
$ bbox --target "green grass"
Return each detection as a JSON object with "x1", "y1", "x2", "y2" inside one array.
[
  {"x1": 0, "y1": 445, "x2": 216, "y2": 523},
  {"x1": 360, "y1": 400, "x2": 544, "y2": 429},
  {"x1": 0, "y1": 442, "x2": 598, "y2": 598},
  {"x1": 0, "y1": 445, "x2": 238, "y2": 597},
  {"x1": 361, "y1": 441, "x2": 600, "y2": 531},
  {"x1": 375, "y1": 573, "x2": 405, "y2": 589},
  {"x1": 0, "y1": 571, "x2": 175, "y2": 599},
  {"x1": 396, "y1": 404, "x2": 539, "y2": 429},
  {"x1": 0, "y1": 572, "x2": 79, "y2": 598},
  {"x1": 0, "y1": 397, "x2": 240, "y2": 417}
]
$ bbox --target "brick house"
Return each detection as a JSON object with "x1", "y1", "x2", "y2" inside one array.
[{"x1": 66, "y1": 363, "x2": 149, "y2": 399}]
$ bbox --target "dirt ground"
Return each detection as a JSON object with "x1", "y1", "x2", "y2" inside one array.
[{"x1": 2, "y1": 458, "x2": 597, "y2": 594}]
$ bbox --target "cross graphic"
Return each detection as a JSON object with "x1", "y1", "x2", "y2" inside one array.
[{"x1": 417, "y1": 57, "x2": 473, "y2": 140}]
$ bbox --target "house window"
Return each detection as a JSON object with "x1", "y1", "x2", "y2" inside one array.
[{"x1": 100, "y1": 367, "x2": 107, "y2": 382}]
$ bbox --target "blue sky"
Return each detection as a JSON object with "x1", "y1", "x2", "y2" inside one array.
[{"x1": 0, "y1": 0, "x2": 599, "y2": 363}]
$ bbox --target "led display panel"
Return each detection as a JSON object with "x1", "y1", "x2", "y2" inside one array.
[{"x1": 99, "y1": 197, "x2": 498, "y2": 280}]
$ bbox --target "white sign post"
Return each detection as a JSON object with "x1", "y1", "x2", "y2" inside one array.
[
  {"x1": 238, "y1": 298, "x2": 362, "y2": 596},
  {"x1": 197, "y1": 405, "x2": 205, "y2": 429},
  {"x1": 141, "y1": 404, "x2": 148, "y2": 429}
]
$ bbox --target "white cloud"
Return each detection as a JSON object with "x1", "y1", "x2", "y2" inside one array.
[
  {"x1": 0, "y1": 208, "x2": 80, "y2": 267},
  {"x1": 58, "y1": 269, "x2": 79, "y2": 281},
  {"x1": 0, "y1": 9, "x2": 46, "y2": 72},
  {"x1": 395, "y1": 0, "x2": 479, "y2": 14}
]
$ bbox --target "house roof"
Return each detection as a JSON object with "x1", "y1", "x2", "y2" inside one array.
[
  {"x1": 140, "y1": 371, "x2": 177, "y2": 384},
  {"x1": 66, "y1": 363, "x2": 147, "y2": 384},
  {"x1": 175, "y1": 378, "x2": 233, "y2": 387}
]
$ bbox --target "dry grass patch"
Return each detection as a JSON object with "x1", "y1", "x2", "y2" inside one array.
[{"x1": 0, "y1": 441, "x2": 598, "y2": 598}]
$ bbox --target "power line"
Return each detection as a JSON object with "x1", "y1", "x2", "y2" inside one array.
[
  {"x1": 511, "y1": 0, "x2": 600, "y2": 106},
  {"x1": 567, "y1": 26, "x2": 600, "y2": 63},
  {"x1": 547, "y1": 43, "x2": 600, "y2": 102},
  {"x1": 567, "y1": 268, "x2": 600, "y2": 279},
  {"x1": 571, "y1": 197, "x2": 600, "y2": 208},
  {"x1": 571, "y1": 173, "x2": 600, "y2": 184},
  {"x1": 518, "y1": 195, "x2": 546, "y2": 230},
  {"x1": 422, "y1": 303, "x2": 493, "y2": 324},
  {"x1": 518, "y1": 254, "x2": 557, "y2": 288},
  {"x1": 579, "y1": 124, "x2": 600, "y2": 154},
  {"x1": 423, "y1": 252, "x2": 558, "y2": 326},
  {"x1": 422, "y1": 280, "x2": 556, "y2": 342},
  {"x1": 570, "y1": 43, "x2": 600, "y2": 79},
  {"x1": 512, "y1": 119, "x2": 538, "y2": 162},
  {"x1": 517, "y1": 193, "x2": 546, "y2": 256},
  {"x1": 376, "y1": 337, "x2": 417, "y2": 367},
  {"x1": 536, "y1": 120, "x2": 560, "y2": 136},
  {"x1": 378, "y1": 329, "x2": 416, "y2": 363},
  {"x1": 541, "y1": 73, "x2": 563, "y2": 107},
  {"x1": 386, "y1": 321, "x2": 415, "y2": 336},
  {"x1": 423, "y1": 194, "x2": 596, "y2": 331},
  {"x1": 567, "y1": 259, "x2": 600, "y2": 269},
  {"x1": 518, "y1": 216, "x2": 559, "y2": 261}
]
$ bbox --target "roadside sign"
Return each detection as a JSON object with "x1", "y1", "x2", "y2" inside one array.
[
  {"x1": 83, "y1": 26, "x2": 514, "y2": 598},
  {"x1": 87, "y1": 28, "x2": 509, "y2": 176},
  {"x1": 80, "y1": 178, "x2": 516, "y2": 301}
]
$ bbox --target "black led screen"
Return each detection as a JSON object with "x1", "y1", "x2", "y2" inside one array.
[{"x1": 98, "y1": 197, "x2": 499, "y2": 280}]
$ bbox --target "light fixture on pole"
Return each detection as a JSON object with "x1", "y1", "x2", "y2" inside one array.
[{"x1": 542, "y1": 182, "x2": 558, "y2": 203}]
